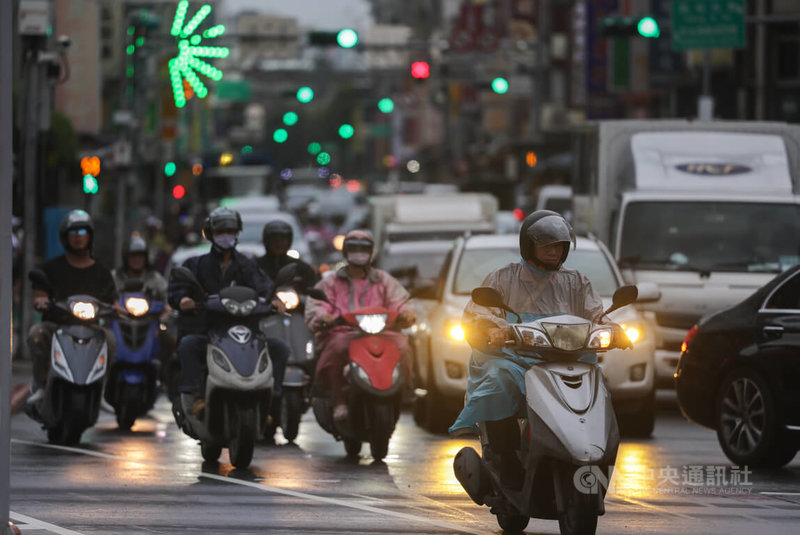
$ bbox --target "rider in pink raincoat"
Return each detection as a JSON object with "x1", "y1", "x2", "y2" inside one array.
[{"x1": 305, "y1": 230, "x2": 415, "y2": 421}]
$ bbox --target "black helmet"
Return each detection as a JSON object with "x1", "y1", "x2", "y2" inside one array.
[
  {"x1": 519, "y1": 210, "x2": 575, "y2": 266},
  {"x1": 342, "y1": 229, "x2": 374, "y2": 256},
  {"x1": 122, "y1": 235, "x2": 149, "y2": 268},
  {"x1": 59, "y1": 209, "x2": 94, "y2": 251},
  {"x1": 261, "y1": 220, "x2": 293, "y2": 249},
  {"x1": 202, "y1": 207, "x2": 242, "y2": 241}
]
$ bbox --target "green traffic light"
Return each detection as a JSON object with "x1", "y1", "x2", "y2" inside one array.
[
  {"x1": 637, "y1": 17, "x2": 660, "y2": 38},
  {"x1": 336, "y1": 29, "x2": 358, "y2": 48},
  {"x1": 164, "y1": 161, "x2": 176, "y2": 177},
  {"x1": 491, "y1": 77, "x2": 509, "y2": 94},
  {"x1": 338, "y1": 124, "x2": 354, "y2": 139},
  {"x1": 283, "y1": 112, "x2": 299, "y2": 126},
  {"x1": 377, "y1": 98, "x2": 394, "y2": 113},
  {"x1": 296, "y1": 86, "x2": 314, "y2": 103},
  {"x1": 83, "y1": 175, "x2": 99, "y2": 195},
  {"x1": 273, "y1": 129, "x2": 288, "y2": 143},
  {"x1": 241, "y1": 145, "x2": 253, "y2": 154},
  {"x1": 308, "y1": 142, "x2": 322, "y2": 155},
  {"x1": 317, "y1": 152, "x2": 331, "y2": 165}
]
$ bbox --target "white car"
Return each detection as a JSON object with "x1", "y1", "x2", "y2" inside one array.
[{"x1": 410, "y1": 233, "x2": 660, "y2": 436}]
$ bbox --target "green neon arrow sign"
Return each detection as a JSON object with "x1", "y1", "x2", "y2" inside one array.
[{"x1": 168, "y1": 1, "x2": 229, "y2": 108}]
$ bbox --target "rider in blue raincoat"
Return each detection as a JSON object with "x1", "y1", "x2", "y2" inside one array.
[{"x1": 449, "y1": 210, "x2": 604, "y2": 489}]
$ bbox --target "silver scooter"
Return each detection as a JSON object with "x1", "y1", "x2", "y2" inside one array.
[{"x1": 453, "y1": 285, "x2": 638, "y2": 535}]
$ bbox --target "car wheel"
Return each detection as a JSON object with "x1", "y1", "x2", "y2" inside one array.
[
  {"x1": 618, "y1": 390, "x2": 655, "y2": 438},
  {"x1": 716, "y1": 368, "x2": 790, "y2": 468}
]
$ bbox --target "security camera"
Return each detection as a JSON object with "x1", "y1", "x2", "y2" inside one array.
[{"x1": 57, "y1": 35, "x2": 71, "y2": 48}]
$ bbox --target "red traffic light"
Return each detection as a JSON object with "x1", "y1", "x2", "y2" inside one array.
[
  {"x1": 410, "y1": 61, "x2": 430, "y2": 80},
  {"x1": 172, "y1": 184, "x2": 186, "y2": 199}
]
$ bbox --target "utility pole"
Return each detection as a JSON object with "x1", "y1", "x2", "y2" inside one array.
[
  {"x1": 1, "y1": 0, "x2": 15, "y2": 533},
  {"x1": 530, "y1": 0, "x2": 550, "y2": 143}
]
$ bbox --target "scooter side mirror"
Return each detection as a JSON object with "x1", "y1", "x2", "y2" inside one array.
[
  {"x1": 307, "y1": 288, "x2": 328, "y2": 302},
  {"x1": 471, "y1": 287, "x2": 521, "y2": 323},
  {"x1": 274, "y1": 263, "x2": 299, "y2": 287},
  {"x1": 28, "y1": 268, "x2": 51, "y2": 292},
  {"x1": 598, "y1": 285, "x2": 639, "y2": 321},
  {"x1": 169, "y1": 266, "x2": 205, "y2": 299}
]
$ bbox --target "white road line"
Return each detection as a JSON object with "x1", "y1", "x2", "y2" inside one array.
[
  {"x1": 9, "y1": 511, "x2": 85, "y2": 535},
  {"x1": 12, "y1": 439, "x2": 488, "y2": 535},
  {"x1": 760, "y1": 492, "x2": 800, "y2": 496}
]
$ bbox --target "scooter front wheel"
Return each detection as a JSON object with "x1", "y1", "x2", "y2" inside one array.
[
  {"x1": 496, "y1": 513, "x2": 529, "y2": 533},
  {"x1": 201, "y1": 441, "x2": 222, "y2": 463},
  {"x1": 229, "y1": 408, "x2": 256, "y2": 469},
  {"x1": 281, "y1": 388, "x2": 304, "y2": 442},
  {"x1": 344, "y1": 439, "x2": 361, "y2": 458},
  {"x1": 557, "y1": 488, "x2": 598, "y2": 535}
]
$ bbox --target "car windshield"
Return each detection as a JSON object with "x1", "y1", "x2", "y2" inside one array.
[
  {"x1": 240, "y1": 215, "x2": 303, "y2": 243},
  {"x1": 620, "y1": 202, "x2": 800, "y2": 273},
  {"x1": 379, "y1": 247, "x2": 452, "y2": 281},
  {"x1": 452, "y1": 247, "x2": 619, "y2": 296}
]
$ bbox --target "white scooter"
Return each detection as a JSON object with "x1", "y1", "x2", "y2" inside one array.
[{"x1": 453, "y1": 285, "x2": 638, "y2": 535}]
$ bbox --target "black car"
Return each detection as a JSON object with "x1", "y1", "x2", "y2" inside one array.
[{"x1": 676, "y1": 264, "x2": 800, "y2": 468}]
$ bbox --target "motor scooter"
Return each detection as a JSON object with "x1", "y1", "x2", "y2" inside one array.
[
  {"x1": 105, "y1": 279, "x2": 165, "y2": 430},
  {"x1": 452, "y1": 285, "x2": 638, "y2": 535},
  {"x1": 169, "y1": 264, "x2": 298, "y2": 469},
  {"x1": 25, "y1": 270, "x2": 112, "y2": 445},
  {"x1": 260, "y1": 285, "x2": 315, "y2": 443},
  {"x1": 312, "y1": 306, "x2": 408, "y2": 461}
]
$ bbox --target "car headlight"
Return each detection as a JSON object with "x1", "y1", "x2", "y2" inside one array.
[
  {"x1": 277, "y1": 290, "x2": 300, "y2": 310},
  {"x1": 445, "y1": 318, "x2": 465, "y2": 341},
  {"x1": 356, "y1": 314, "x2": 387, "y2": 334},
  {"x1": 71, "y1": 301, "x2": 97, "y2": 320},
  {"x1": 125, "y1": 297, "x2": 150, "y2": 317},
  {"x1": 222, "y1": 298, "x2": 257, "y2": 316},
  {"x1": 514, "y1": 325, "x2": 551, "y2": 348},
  {"x1": 588, "y1": 328, "x2": 613, "y2": 349},
  {"x1": 620, "y1": 322, "x2": 642, "y2": 344}
]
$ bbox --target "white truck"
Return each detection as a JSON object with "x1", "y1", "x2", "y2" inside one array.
[
  {"x1": 571, "y1": 120, "x2": 800, "y2": 387},
  {"x1": 368, "y1": 192, "x2": 499, "y2": 249}
]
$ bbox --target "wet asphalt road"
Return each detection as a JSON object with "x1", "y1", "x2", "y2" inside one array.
[{"x1": 7, "y1": 359, "x2": 800, "y2": 535}]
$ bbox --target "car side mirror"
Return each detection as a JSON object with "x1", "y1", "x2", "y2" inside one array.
[
  {"x1": 635, "y1": 282, "x2": 661, "y2": 303},
  {"x1": 410, "y1": 284, "x2": 438, "y2": 300}
]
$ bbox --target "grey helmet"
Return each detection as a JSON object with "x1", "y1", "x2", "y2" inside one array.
[
  {"x1": 202, "y1": 207, "x2": 242, "y2": 241},
  {"x1": 59, "y1": 209, "x2": 94, "y2": 252},
  {"x1": 519, "y1": 210, "x2": 575, "y2": 266},
  {"x1": 122, "y1": 235, "x2": 149, "y2": 269}
]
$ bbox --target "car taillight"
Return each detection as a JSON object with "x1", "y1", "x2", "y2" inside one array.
[{"x1": 681, "y1": 325, "x2": 699, "y2": 354}]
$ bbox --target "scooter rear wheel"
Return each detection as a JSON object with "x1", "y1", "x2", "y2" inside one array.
[{"x1": 344, "y1": 439, "x2": 361, "y2": 458}]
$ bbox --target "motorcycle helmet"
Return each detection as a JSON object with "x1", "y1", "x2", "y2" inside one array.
[
  {"x1": 262, "y1": 220, "x2": 294, "y2": 250},
  {"x1": 59, "y1": 209, "x2": 94, "y2": 252},
  {"x1": 342, "y1": 229, "x2": 374, "y2": 266},
  {"x1": 122, "y1": 235, "x2": 150, "y2": 270},
  {"x1": 519, "y1": 210, "x2": 575, "y2": 267},
  {"x1": 202, "y1": 207, "x2": 243, "y2": 241}
]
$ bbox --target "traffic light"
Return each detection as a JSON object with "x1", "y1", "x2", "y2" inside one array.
[
  {"x1": 296, "y1": 86, "x2": 314, "y2": 103},
  {"x1": 309, "y1": 29, "x2": 359, "y2": 48},
  {"x1": 377, "y1": 98, "x2": 394, "y2": 113},
  {"x1": 410, "y1": 61, "x2": 430, "y2": 80},
  {"x1": 307, "y1": 142, "x2": 322, "y2": 155},
  {"x1": 338, "y1": 124, "x2": 354, "y2": 139},
  {"x1": 172, "y1": 184, "x2": 186, "y2": 199},
  {"x1": 600, "y1": 16, "x2": 660, "y2": 38},
  {"x1": 283, "y1": 111, "x2": 299, "y2": 126},
  {"x1": 491, "y1": 77, "x2": 509, "y2": 94},
  {"x1": 164, "y1": 161, "x2": 176, "y2": 177},
  {"x1": 80, "y1": 156, "x2": 100, "y2": 194},
  {"x1": 273, "y1": 128, "x2": 288, "y2": 143},
  {"x1": 525, "y1": 151, "x2": 538, "y2": 168},
  {"x1": 317, "y1": 152, "x2": 331, "y2": 165}
]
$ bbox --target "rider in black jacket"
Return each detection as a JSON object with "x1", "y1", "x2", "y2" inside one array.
[
  {"x1": 257, "y1": 219, "x2": 319, "y2": 289},
  {"x1": 168, "y1": 207, "x2": 289, "y2": 416}
]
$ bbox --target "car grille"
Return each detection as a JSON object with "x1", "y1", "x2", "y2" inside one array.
[{"x1": 655, "y1": 312, "x2": 701, "y2": 330}]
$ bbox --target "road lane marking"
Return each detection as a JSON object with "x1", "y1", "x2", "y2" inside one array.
[
  {"x1": 12, "y1": 439, "x2": 489, "y2": 535},
  {"x1": 9, "y1": 511, "x2": 85, "y2": 534},
  {"x1": 761, "y1": 492, "x2": 800, "y2": 496}
]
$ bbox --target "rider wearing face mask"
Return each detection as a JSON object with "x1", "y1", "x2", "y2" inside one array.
[
  {"x1": 167, "y1": 207, "x2": 290, "y2": 417},
  {"x1": 449, "y1": 211, "x2": 605, "y2": 490},
  {"x1": 305, "y1": 230, "x2": 416, "y2": 421}
]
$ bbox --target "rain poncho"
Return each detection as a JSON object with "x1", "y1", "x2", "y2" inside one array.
[{"x1": 449, "y1": 260, "x2": 603, "y2": 435}]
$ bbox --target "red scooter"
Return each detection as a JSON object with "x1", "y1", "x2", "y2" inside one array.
[{"x1": 312, "y1": 306, "x2": 406, "y2": 461}]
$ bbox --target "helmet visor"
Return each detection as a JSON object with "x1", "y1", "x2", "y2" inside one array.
[{"x1": 526, "y1": 215, "x2": 574, "y2": 248}]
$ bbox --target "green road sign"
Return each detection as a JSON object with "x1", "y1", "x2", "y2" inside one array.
[{"x1": 671, "y1": 0, "x2": 745, "y2": 51}]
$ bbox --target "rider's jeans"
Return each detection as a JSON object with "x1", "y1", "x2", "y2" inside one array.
[{"x1": 177, "y1": 334, "x2": 290, "y2": 396}]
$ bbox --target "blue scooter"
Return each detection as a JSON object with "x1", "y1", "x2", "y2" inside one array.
[{"x1": 105, "y1": 279, "x2": 164, "y2": 430}]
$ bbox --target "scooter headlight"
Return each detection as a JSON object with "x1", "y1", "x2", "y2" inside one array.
[
  {"x1": 541, "y1": 322, "x2": 591, "y2": 351},
  {"x1": 276, "y1": 290, "x2": 300, "y2": 310},
  {"x1": 71, "y1": 301, "x2": 96, "y2": 320},
  {"x1": 222, "y1": 298, "x2": 257, "y2": 316},
  {"x1": 124, "y1": 296, "x2": 150, "y2": 317},
  {"x1": 86, "y1": 344, "x2": 108, "y2": 384},
  {"x1": 210, "y1": 347, "x2": 231, "y2": 372},
  {"x1": 513, "y1": 325, "x2": 551, "y2": 348},
  {"x1": 355, "y1": 314, "x2": 387, "y2": 334},
  {"x1": 258, "y1": 348, "x2": 270, "y2": 373},
  {"x1": 588, "y1": 328, "x2": 613, "y2": 349},
  {"x1": 51, "y1": 337, "x2": 74, "y2": 382}
]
